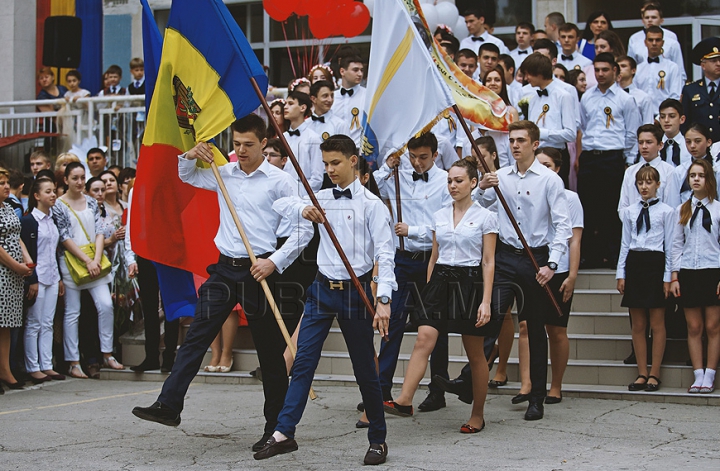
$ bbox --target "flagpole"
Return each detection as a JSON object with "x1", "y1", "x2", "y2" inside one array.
[
  {"x1": 249, "y1": 77, "x2": 387, "y2": 339},
  {"x1": 393, "y1": 168, "x2": 405, "y2": 251},
  {"x1": 452, "y1": 104, "x2": 563, "y2": 317},
  {"x1": 209, "y1": 162, "x2": 317, "y2": 400}
]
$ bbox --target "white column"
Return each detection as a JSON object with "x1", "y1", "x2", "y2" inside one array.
[
  {"x1": 535, "y1": 0, "x2": 576, "y2": 27},
  {"x1": 0, "y1": 0, "x2": 37, "y2": 100}
]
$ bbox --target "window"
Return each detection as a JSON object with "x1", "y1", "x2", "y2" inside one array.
[{"x1": 578, "y1": 0, "x2": 720, "y2": 22}]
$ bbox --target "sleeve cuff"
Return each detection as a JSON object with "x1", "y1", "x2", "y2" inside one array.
[
  {"x1": 407, "y1": 225, "x2": 419, "y2": 239},
  {"x1": 663, "y1": 271, "x2": 672, "y2": 283},
  {"x1": 549, "y1": 250, "x2": 563, "y2": 265},
  {"x1": 539, "y1": 128, "x2": 549, "y2": 140},
  {"x1": 376, "y1": 285, "x2": 393, "y2": 299},
  {"x1": 268, "y1": 252, "x2": 289, "y2": 274}
]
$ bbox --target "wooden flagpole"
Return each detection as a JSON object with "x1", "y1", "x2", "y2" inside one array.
[
  {"x1": 248, "y1": 77, "x2": 387, "y2": 339},
  {"x1": 393, "y1": 169, "x2": 405, "y2": 251},
  {"x1": 209, "y1": 162, "x2": 317, "y2": 400},
  {"x1": 452, "y1": 104, "x2": 563, "y2": 317}
]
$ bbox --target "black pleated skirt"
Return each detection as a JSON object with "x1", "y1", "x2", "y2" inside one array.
[
  {"x1": 678, "y1": 268, "x2": 720, "y2": 308},
  {"x1": 621, "y1": 250, "x2": 666, "y2": 308}
]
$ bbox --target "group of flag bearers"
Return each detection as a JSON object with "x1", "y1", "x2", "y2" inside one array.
[{"x1": 127, "y1": 0, "x2": 720, "y2": 465}]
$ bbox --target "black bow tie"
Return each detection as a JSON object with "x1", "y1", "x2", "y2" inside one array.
[
  {"x1": 660, "y1": 139, "x2": 681, "y2": 166},
  {"x1": 333, "y1": 188, "x2": 352, "y2": 199},
  {"x1": 311, "y1": 115, "x2": 325, "y2": 123},
  {"x1": 636, "y1": 198, "x2": 659, "y2": 234},
  {"x1": 624, "y1": 87, "x2": 630, "y2": 93},
  {"x1": 471, "y1": 36, "x2": 485, "y2": 42},
  {"x1": 340, "y1": 88, "x2": 354, "y2": 96},
  {"x1": 561, "y1": 54, "x2": 573, "y2": 61},
  {"x1": 537, "y1": 89, "x2": 549, "y2": 97},
  {"x1": 518, "y1": 49, "x2": 529, "y2": 55},
  {"x1": 288, "y1": 129, "x2": 300, "y2": 137},
  {"x1": 647, "y1": 56, "x2": 660, "y2": 64},
  {"x1": 412, "y1": 171, "x2": 429, "y2": 182},
  {"x1": 691, "y1": 201, "x2": 712, "y2": 233}
]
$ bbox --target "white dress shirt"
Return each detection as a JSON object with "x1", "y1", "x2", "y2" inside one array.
[
  {"x1": 433, "y1": 202, "x2": 498, "y2": 267},
  {"x1": 555, "y1": 190, "x2": 583, "y2": 274},
  {"x1": 307, "y1": 109, "x2": 351, "y2": 142},
  {"x1": 333, "y1": 84, "x2": 367, "y2": 149},
  {"x1": 507, "y1": 80, "x2": 524, "y2": 109},
  {"x1": 31, "y1": 208, "x2": 60, "y2": 285},
  {"x1": 634, "y1": 57, "x2": 683, "y2": 112},
  {"x1": 273, "y1": 178, "x2": 397, "y2": 298},
  {"x1": 624, "y1": 83, "x2": 655, "y2": 125},
  {"x1": 527, "y1": 79, "x2": 578, "y2": 148},
  {"x1": 617, "y1": 198, "x2": 675, "y2": 281},
  {"x1": 628, "y1": 29, "x2": 686, "y2": 81},
  {"x1": 460, "y1": 31, "x2": 509, "y2": 55},
  {"x1": 479, "y1": 158, "x2": 572, "y2": 263},
  {"x1": 436, "y1": 135, "x2": 461, "y2": 170},
  {"x1": 661, "y1": 132, "x2": 693, "y2": 167},
  {"x1": 580, "y1": 83, "x2": 642, "y2": 162},
  {"x1": 457, "y1": 128, "x2": 511, "y2": 169},
  {"x1": 375, "y1": 162, "x2": 451, "y2": 252},
  {"x1": 664, "y1": 157, "x2": 720, "y2": 209},
  {"x1": 618, "y1": 156, "x2": 676, "y2": 211},
  {"x1": 558, "y1": 51, "x2": 592, "y2": 71},
  {"x1": 671, "y1": 196, "x2": 720, "y2": 272},
  {"x1": 283, "y1": 119, "x2": 324, "y2": 193},
  {"x1": 178, "y1": 156, "x2": 313, "y2": 273},
  {"x1": 509, "y1": 47, "x2": 533, "y2": 67}
]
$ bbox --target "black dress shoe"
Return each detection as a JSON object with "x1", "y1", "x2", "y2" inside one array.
[
  {"x1": 252, "y1": 432, "x2": 273, "y2": 452},
  {"x1": 383, "y1": 401, "x2": 413, "y2": 417},
  {"x1": 132, "y1": 401, "x2": 181, "y2": 427},
  {"x1": 545, "y1": 395, "x2": 562, "y2": 404},
  {"x1": 432, "y1": 375, "x2": 472, "y2": 404},
  {"x1": 253, "y1": 437, "x2": 298, "y2": 460},
  {"x1": 130, "y1": 361, "x2": 161, "y2": 372},
  {"x1": 418, "y1": 391, "x2": 446, "y2": 412},
  {"x1": 623, "y1": 351, "x2": 637, "y2": 365},
  {"x1": 0, "y1": 379, "x2": 24, "y2": 390},
  {"x1": 363, "y1": 443, "x2": 388, "y2": 465},
  {"x1": 524, "y1": 401, "x2": 544, "y2": 421},
  {"x1": 511, "y1": 393, "x2": 530, "y2": 404},
  {"x1": 30, "y1": 375, "x2": 51, "y2": 385},
  {"x1": 357, "y1": 401, "x2": 365, "y2": 412},
  {"x1": 356, "y1": 420, "x2": 370, "y2": 428}
]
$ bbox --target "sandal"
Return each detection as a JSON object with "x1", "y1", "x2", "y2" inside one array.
[
  {"x1": 699, "y1": 385, "x2": 715, "y2": 394},
  {"x1": 688, "y1": 384, "x2": 702, "y2": 394},
  {"x1": 68, "y1": 364, "x2": 88, "y2": 379},
  {"x1": 628, "y1": 375, "x2": 648, "y2": 391},
  {"x1": 645, "y1": 375, "x2": 661, "y2": 392},
  {"x1": 460, "y1": 420, "x2": 485, "y2": 434},
  {"x1": 103, "y1": 356, "x2": 125, "y2": 370},
  {"x1": 203, "y1": 365, "x2": 219, "y2": 372},
  {"x1": 488, "y1": 377, "x2": 508, "y2": 387}
]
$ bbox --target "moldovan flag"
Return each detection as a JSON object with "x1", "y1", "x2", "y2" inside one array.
[
  {"x1": 131, "y1": 0, "x2": 268, "y2": 281},
  {"x1": 361, "y1": 0, "x2": 454, "y2": 165}
]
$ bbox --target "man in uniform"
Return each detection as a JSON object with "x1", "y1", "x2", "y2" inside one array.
[{"x1": 681, "y1": 37, "x2": 720, "y2": 143}]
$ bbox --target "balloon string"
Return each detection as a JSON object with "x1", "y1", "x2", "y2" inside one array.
[{"x1": 281, "y1": 22, "x2": 297, "y2": 78}]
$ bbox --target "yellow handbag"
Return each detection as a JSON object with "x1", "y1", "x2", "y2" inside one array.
[{"x1": 60, "y1": 199, "x2": 112, "y2": 285}]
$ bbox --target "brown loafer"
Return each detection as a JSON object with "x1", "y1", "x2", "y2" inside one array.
[
  {"x1": 253, "y1": 437, "x2": 298, "y2": 460},
  {"x1": 363, "y1": 443, "x2": 388, "y2": 465}
]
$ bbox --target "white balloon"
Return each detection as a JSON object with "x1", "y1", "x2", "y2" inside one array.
[
  {"x1": 421, "y1": 4, "x2": 439, "y2": 32},
  {"x1": 453, "y1": 15, "x2": 469, "y2": 40},
  {"x1": 435, "y1": 2, "x2": 459, "y2": 27},
  {"x1": 364, "y1": 0, "x2": 375, "y2": 18}
]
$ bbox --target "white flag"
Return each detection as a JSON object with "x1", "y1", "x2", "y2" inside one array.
[{"x1": 361, "y1": 0, "x2": 454, "y2": 167}]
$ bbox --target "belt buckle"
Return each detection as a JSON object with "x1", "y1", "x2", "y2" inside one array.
[
  {"x1": 328, "y1": 280, "x2": 345, "y2": 290},
  {"x1": 231, "y1": 258, "x2": 243, "y2": 267},
  {"x1": 592, "y1": 150, "x2": 602, "y2": 155},
  {"x1": 411, "y1": 252, "x2": 422, "y2": 260}
]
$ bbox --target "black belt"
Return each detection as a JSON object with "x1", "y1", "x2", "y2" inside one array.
[
  {"x1": 218, "y1": 252, "x2": 272, "y2": 267},
  {"x1": 315, "y1": 271, "x2": 372, "y2": 290},
  {"x1": 434, "y1": 264, "x2": 480, "y2": 279},
  {"x1": 498, "y1": 242, "x2": 548, "y2": 256},
  {"x1": 396, "y1": 249, "x2": 433, "y2": 261},
  {"x1": 586, "y1": 149, "x2": 622, "y2": 155}
]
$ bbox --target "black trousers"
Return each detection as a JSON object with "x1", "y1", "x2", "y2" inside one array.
[
  {"x1": 577, "y1": 150, "x2": 624, "y2": 266},
  {"x1": 136, "y1": 256, "x2": 179, "y2": 366},
  {"x1": 493, "y1": 244, "x2": 550, "y2": 401},
  {"x1": 157, "y1": 260, "x2": 298, "y2": 433}
]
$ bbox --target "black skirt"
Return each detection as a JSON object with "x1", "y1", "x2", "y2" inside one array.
[
  {"x1": 621, "y1": 250, "x2": 666, "y2": 309},
  {"x1": 413, "y1": 264, "x2": 501, "y2": 337},
  {"x1": 678, "y1": 268, "x2": 720, "y2": 308}
]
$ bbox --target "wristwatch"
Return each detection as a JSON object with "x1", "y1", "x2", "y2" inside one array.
[
  {"x1": 378, "y1": 295, "x2": 391, "y2": 305},
  {"x1": 547, "y1": 262, "x2": 558, "y2": 271}
]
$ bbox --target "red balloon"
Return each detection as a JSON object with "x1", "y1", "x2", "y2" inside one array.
[
  {"x1": 309, "y1": 11, "x2": 336, "y2": 39},
  {"x1": 294, "y1": 0, "x2": 310, "y2": 16},
  {"x1": 341, "y1": 2, "x2": 371, "y2": 38},
  {"x1": 303, "y1": 0, "x2": 333, "y2": 18},
  {"x1": 263, "y1": 0, "x2": 293, "y2": 22}
]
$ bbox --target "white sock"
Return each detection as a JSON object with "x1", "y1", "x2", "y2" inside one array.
[
  {"x1": 701, "y1": 369, "x2": 716, "y2": 388},
  {"x1": 272, "y1": 431, "x2": 288, "y2": 442},
  {"x1": 693, "y1": 369, "x2": 705, "y2": 386}
]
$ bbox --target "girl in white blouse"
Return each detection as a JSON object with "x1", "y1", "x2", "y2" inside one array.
[
  {"x1": 670, "y1": 159, "x2": 720, "y2": 394},
  {"x1": 617, "y1": 165, "x2": 675, "y2": 392},
  {"x1": 384, "y1": 158, "x2": 499, "y2": 433}
]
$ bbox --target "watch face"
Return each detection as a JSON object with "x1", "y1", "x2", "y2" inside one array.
[{"x1": 380, "y1": 296, "x2": 390, "y2": 304}]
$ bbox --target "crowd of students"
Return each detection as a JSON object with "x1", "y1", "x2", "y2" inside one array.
[{"x1": 3, "y1": 1, "x2": 720, "y2": 466}]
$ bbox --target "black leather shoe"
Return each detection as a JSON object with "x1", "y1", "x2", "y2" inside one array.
[
  {"x1": 545, "y1": 395, "x2": 562, "y2": 404},
  {"x1": 252, "y1": 432, "x2": 273, "y2": 452},
  {"x1": 253, "y1": 437, "x2": 298, "y2": 460},
  {"x1": 132, "y1": 401, "x2": 181, "y2": 427},
  {"x1": 524, "y1": 401, "x2": 544, "y2": 421},
  {"x1": 355, "y1": 420, "x2": 370, "y2": 428},
  {"x1": 130, "y1": 360, "x2": 161, "y2": 372},
  {"x1": 363, "y1": 443, "x2": 388, "y2": 465},
  {"x1": 623, "y1": 351, "x2": 637, "y2": 365},
  {"x1": 418, "y1": 391, "x2": 446, "y2": 412},
  {"x1": 511, "y1": 393, "x2": 530, "y2": 404},
  {"x1": 357, "y1": 401, "x2": 365, "y2": 412},
  {"x1": 383, "y1": 401, "x2": 413, "y2": 417},
  {"x1": 432, "y1": 375, "x2": 472, "y2": 404}
]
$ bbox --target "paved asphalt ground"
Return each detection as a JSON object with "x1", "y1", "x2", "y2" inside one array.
[{"x1": 1, "y1": 379, "x2": 718, "y2": 470}]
